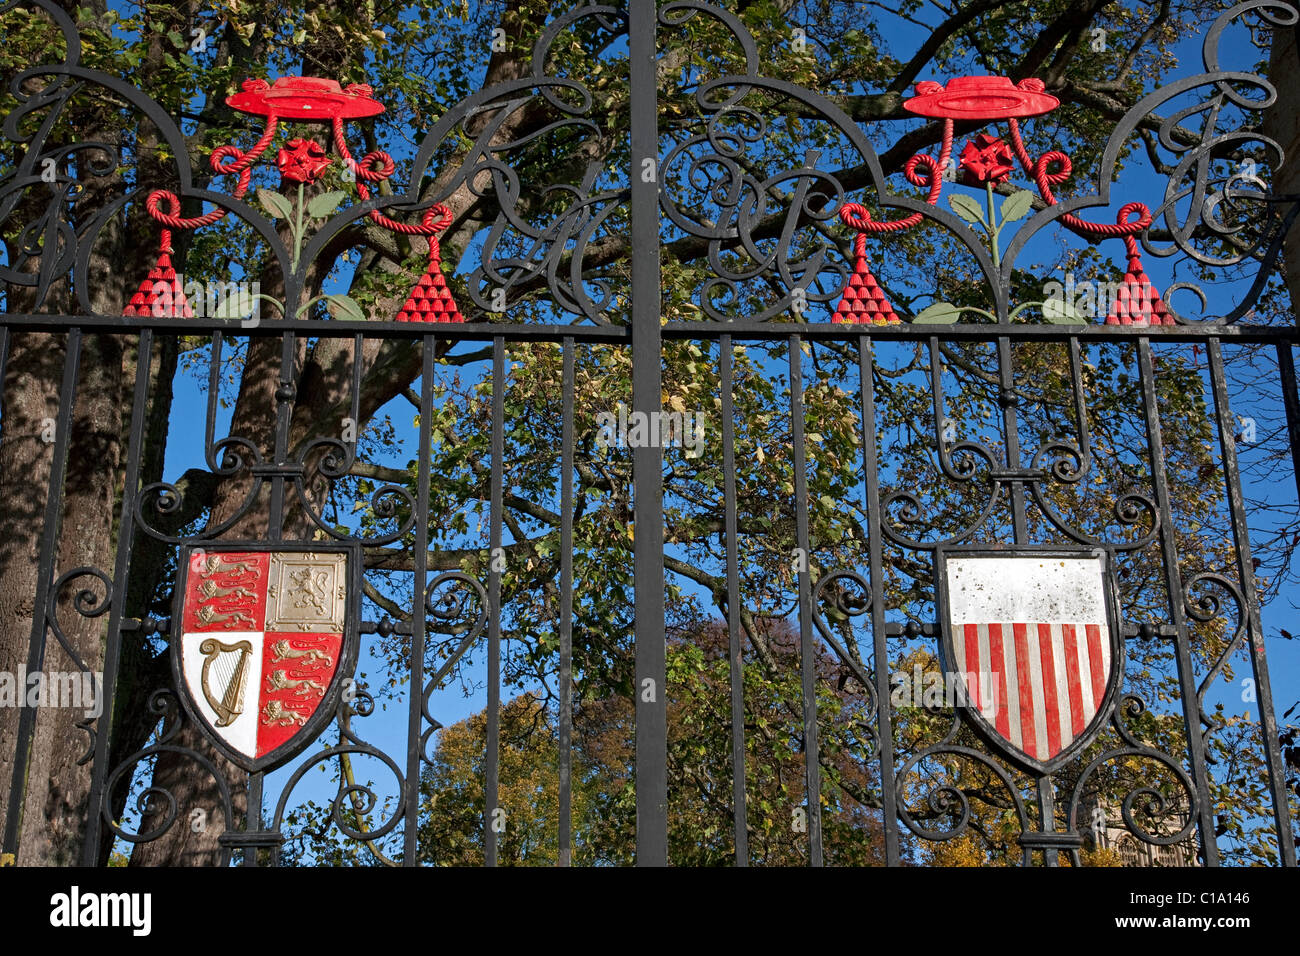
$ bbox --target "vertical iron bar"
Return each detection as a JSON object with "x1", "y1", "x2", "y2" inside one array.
[
  {"x1": 486, "y1": 336, "x2": 504, "y2": 866},
  {"x1": 403, "y1": 335, "x2": 434, "y2": 864},
  {"x1": 719, "y1": 334, "x2": 748, "y2": 865},
  {"x1": 241, "y1": 772, "x2": 263, "y2": 867},
  {"x1": 1067, "y1": 339, "x2": 1094, "y2": 469},
  {"x1": 1035, "y1": 781, "x2": 1056, "y2": 866},
  {"x1": 268, "y1": 330, "x2": 297, "y2": 541},
  {"x1": 1278, "y1": 343, "x2": 1300, "y2": 505},
  {"x1": 3, "y1": 328, "x2": 83, "y2": 858},
  {"x1": 559, "y1": 336, "x2": 574, "y2": 866},
  {"x1": 857, "y1": 336, "x2": 899, "y2": 865},
  {"x1": 1207, "y1": 339, "x2": 1297, "y2": 866},
  {"x1": 349, "y1": 333, "x2": 363, "y2": 454},
  {"x1": 0, "y1": 327, "x2": 9, "y2": 419},
  {"x1": 999, "y1": 333, "x2": 1056, "y2": 865},
  {"x1": 629, "y1": 0, "x2": 667, "y2": 866},
  {"x1": 205, "y1": 331, "x2": 224, "y2": 464},
  {"x1": 1136, "y1": 337, "x2": 1219, "y2": 866},
  {"x1": 997, "y1": 336, "x2": 1028, "y2": 544},
  {"x1": 82, "y1": 328, "x2": 154, "y2": 865},
  {"x1": 789, "y1": 335, "x2": 822, "y2": 865}
]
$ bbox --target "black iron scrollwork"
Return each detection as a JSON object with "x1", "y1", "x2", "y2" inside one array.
[
  {"x1": 1067, "y1": 695, "x2": 1199, "y2": 850},
  {"x1": 419, "y1": 572, "x2": 489, "y2": 764},
  {"x1": 810, "y1": 570, "x2": 878, "y2": 758}
]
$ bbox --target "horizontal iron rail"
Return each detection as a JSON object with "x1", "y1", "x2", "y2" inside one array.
[
  {"x1": 663, "y1": 321, "x2": 1300, "y2": 342},
  {"x1": 0, "y1": 315, "x2": 631, "y2": 340},
  {"x1": 2, "y1": 314, "x2": 1299, "y2": 344}
]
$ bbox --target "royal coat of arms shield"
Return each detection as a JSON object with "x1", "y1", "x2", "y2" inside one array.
[
  {"x1": 935, "y1": 547, "x2": 1123, "y2": 774},
  {"x1": 171, "y1": 544, "x2": 359, "y2": 772}
]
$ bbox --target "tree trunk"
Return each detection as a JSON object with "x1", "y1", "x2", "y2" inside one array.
[
  {"x1": 0, "y1": 181, "x2": 133, "y2": 865},
  {"x1": 12, "y1": 333, "x2": 125, "y2": 865},
  {"x1": 0, "y1": 324, "x2": 70, "y2": 853}
]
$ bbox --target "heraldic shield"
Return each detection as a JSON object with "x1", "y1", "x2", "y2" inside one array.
[
  {"x1": 171, "y1": 544, "x2": 359, "y2": 772},
  {"x1": 934, "y1": 547, "x2": 1123, "y2": 775}
]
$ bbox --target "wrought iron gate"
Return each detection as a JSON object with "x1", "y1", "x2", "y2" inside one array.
[{"x1": 1, "y1": 0, "x2": 1298, "y2": 866}]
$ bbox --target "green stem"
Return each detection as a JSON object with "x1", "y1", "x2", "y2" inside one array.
[
  {"x1": 295, "y1": 293, "x2": 330, "y2": 319},
  {"x1": 250, "y1": 293, "x2": 286, "y2": 320},
  {"x1": 1008, "y1": 301, "x2": 1042, "y2": 322},
  {"x1": 986, "y1": 181, "x2": 1001, "y2": 270},
  {"x1": 293, "y1": 181, "x2": 305, "y2": 270}
]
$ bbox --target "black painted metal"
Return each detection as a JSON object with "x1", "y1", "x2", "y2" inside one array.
[
  {"x1": 0, "y1": 0, "x2": 1297, "y2": 867},
  {"x1": 559, "y1": 337, "x2": 575, "y2": 867},
  {"x1": 720, "y1": 334, "x2": 748, "y2": 864},
  {"x1": 486, "y1": 337, "x2": 504, "y2": 866},
  {"x1": 630, "y1": 0, "x2": 669, "y2": 867},
  {"x1": 789, "y1": 335, "x2": 822, "y2": 863}
]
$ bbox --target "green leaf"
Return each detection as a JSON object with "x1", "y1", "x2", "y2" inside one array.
[
  {"x1": 327, "y1": 294, "x2": 366, "y2": 321},
  {"x1": 1000, "y1": 190, "x2": 1033, "y2": 223},
  {"x1": 911, "y1": 301, "x2": 962, "y2": 324},
  {"x1": 257, "y1": 188, "x2": 293, "y2": 220},
  {"x1": 949, "y1": 193, "x2": 985, "y2": 225},
  {"x1": 307, "y1": 190, "x2": 346, "y2": 219},
  {"x1": 1042, "y1": 297, "x2": 1085, "y2": 324}
]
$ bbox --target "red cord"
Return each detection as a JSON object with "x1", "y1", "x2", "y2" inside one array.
[
  {"x1": 1007, "y1": 118, "x2": 1152, "y2": 239},
  {"x1": 145, "y1": 116, "x2": 280, "y2": 230},
  {"x1": 332, "y1": 117, "x2": 450, "y2": 239},
  {"x1": 840, "y1": 118, "x2": 954, "y2": 234}
]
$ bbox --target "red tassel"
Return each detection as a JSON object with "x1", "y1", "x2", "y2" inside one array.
[
  {"x1": 832, "y1": 251, "x2": 899, "y2": 325},
  {"x1": 1105, "y1": 249, "x2": 1172, "y2": 327},
  {"x1": 395, "y1": 240, "x2": 463, "y2": 323},
  {"x1": 122, "y1": 245, "x2": 193, "y2": 318}
]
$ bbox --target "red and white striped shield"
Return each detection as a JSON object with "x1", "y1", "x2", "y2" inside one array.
[
  {"x1": 937, "y1": 550, "x2": 1120, "y2": 772},
  {"x1": 172, "y1": 546, "x2": 356, "y2": 773}
]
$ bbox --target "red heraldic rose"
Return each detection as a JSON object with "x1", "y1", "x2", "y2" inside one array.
[
  {"x1": 277, "y1": 138, "x2": 331, "y2": 183},
  {"x1": 959, "y1": 133, "x2": 1016, "y2": 186}
]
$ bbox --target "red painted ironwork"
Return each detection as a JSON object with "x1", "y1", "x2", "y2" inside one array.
[
  {"x1": 830, "y1": 75, "x2": 1169, "y2": 326},
  {"x1": 1006, "y1": 121, "x2": 1155, "y2": 240},
  {"x1": 841, "y1": 119, "x2": 954, "y2": 236},
  {"x1": 1107, "y1": 237, "x2": 1173, "y2": 326},
  {"x1": 829, "y1": 118, "x2": 955, "y2": 324},
  {"x1": 327, "y1": 116, "x2": 464, "y2": 323},
  {"x1": 902, "y1": 76, "x2": 1059, "y2": 120},
  {"x1": 395, "y1": 205, "x2": 464, "y2": 323},
  {"x1": 127, "y1": 111, "x2": 281, "y2": 315},
  {"x1": 141, "y1": 117, "x2": 279, "y2": 236},
  {"x1": 225, "y1": 76, "x2": 385, "y2": 121},
  {"x1": 958, "y1": 133, "x2": 1015, "y2": 186},
  {"x1": 1005, "y1": 119, "x2": 1170, "y2": 326},
  {"x1": 122, "y1": 231, "x2": 193, "y2": 318},
  {"x1": 125, "y1": 75, "x2": 463, "y2": 323},
  {"x1": 276, "y1": 138, "x2": 332, "y2": 183},
  {"x1": 832, "y1": 209, "x2": 899, "y2": 324},
  {"x1": 134, "y1": 70, "x2": 1163, "y2": 328}
]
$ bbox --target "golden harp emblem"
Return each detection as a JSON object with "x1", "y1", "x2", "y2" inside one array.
[{"x1": 198, "y1": 638, "x2": 254, "y2": 727}]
